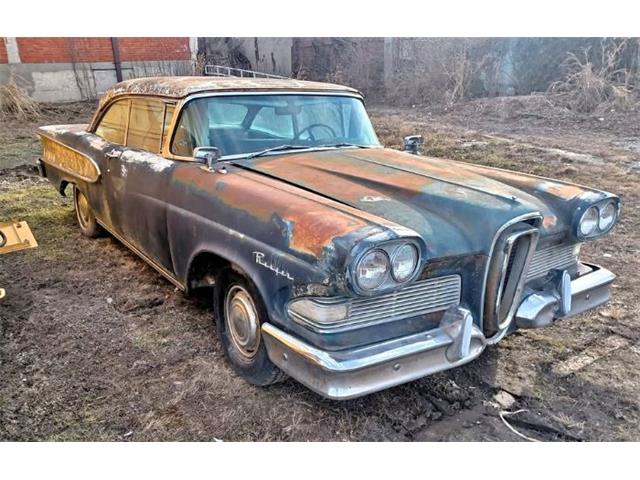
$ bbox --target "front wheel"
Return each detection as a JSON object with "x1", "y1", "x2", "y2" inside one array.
[
  {"x1": 215, "y1": 269, "x2": 286, "y2": 386},
  {"x1": 73, "y1": 186, "x2": 102, "y2": 238}
]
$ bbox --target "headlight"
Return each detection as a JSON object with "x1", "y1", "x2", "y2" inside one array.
[
  {"x1": 598, "y1": 201, "x2": 616, "y2": 231},
  {"x1": 391, "y1": 243, "x2": 419, "y2": 282},
  {"x1": 355, "y1": 249, "x2": 390, "y2": 290},
  {"x1": 579, "y1": 206, "x2": 598, "y2": 237}
]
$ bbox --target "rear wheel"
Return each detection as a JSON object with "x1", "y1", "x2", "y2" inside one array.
[
  {"x1": 215, "y1": 269, "x2": 286, "y2": 386},
  {"x1": 73, "y1": 186, "x2": 102, "y2": 238}
]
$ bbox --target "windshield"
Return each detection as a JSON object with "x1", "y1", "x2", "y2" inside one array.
[{"x1": 170, "y1": 94, "x2": 380, "y2": 158}]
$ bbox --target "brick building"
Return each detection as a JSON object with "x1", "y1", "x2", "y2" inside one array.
[
  {"x1": 2, "y1": 37, "x2": 390, "y2": 102},
  {"x1": 0, "y1": 37, "x2": 197, "y2": 102}
]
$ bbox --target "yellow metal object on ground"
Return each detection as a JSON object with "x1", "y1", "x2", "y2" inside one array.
[{"x1": 0, "y1": 221, "x2": 38, "y2": 254}]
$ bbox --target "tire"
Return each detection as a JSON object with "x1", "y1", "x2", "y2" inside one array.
[
  {"x1": 214, "y1": 269, "x2": 287, "y2": 386},
  {"x1": 73, "y1": 186, "x2": 103, "y2": 238}
]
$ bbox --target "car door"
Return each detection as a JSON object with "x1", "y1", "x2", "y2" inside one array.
[
  {"x1": 100, "y1": 97, "x2": 177, "y2": 273},
  {"x1": 91, "y1": 98, "x2": 130, "y2": 227}
]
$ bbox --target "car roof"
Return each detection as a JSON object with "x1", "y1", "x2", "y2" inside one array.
[{"x1": 99, "y1": 76, "x2": 362, "y2": 108}]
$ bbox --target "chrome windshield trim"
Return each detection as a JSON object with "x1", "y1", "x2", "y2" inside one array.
[{"x1": 166, "y1": 90, "x2": 379, "y2": 162}]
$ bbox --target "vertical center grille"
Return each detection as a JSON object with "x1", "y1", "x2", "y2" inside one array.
[{"x1": 483, "y1": 221, "x2": 540, "y2": 337}]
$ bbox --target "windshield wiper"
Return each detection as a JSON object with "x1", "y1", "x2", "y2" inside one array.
[
  {"x1": 316, "y1": 142, "x2": 369, "y2": 149},
  {"x1": 246, "y1": 144, "x2": 310, "y2": 160},
  {"x1": 245, "y1": 143, "x2": 370, "y2": 160}
]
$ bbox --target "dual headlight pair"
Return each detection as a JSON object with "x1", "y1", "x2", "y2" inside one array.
[
  {"x1": 354, "y1": 242, "x2": 420, "y2": 292},
  {"x1": 577, "y1": 200, "x2": 618, "y2": 239}
]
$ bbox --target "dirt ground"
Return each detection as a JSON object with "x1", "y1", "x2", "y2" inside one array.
[{"x1": 1, "y1": 96, "x2": 638, "y2": 441}]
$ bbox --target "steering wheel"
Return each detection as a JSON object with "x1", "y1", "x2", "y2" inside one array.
[{"x1": 295, "y1": 123, "x2": 336, "y2": 142}]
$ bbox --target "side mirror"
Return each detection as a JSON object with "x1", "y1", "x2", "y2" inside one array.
[
  {"x1": 193, "y1": 147, "x2": 221, "y2": 171},
  {"x1": 403, "y1": 135, "x2": 424, "y2": 155}
]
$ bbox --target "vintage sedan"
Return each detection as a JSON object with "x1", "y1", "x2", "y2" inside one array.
[{"x1": 37, "y1": 76, "x2": 620, "y2": 399}]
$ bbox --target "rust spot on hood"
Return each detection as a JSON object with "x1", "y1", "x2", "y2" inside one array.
[{"x1": 174, "y1": 166, "x2": 374, "y2": 258}]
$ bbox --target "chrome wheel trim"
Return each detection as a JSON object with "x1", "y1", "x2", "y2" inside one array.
[
  {"x1": 75, "y1": 189, "x2": 91, "y2": 230},
  {"x1": 224, "y1": 285, "x2": 261, "y2": 359}
]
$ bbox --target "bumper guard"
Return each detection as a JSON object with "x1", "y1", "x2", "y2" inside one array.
[{"x1": 262, "y1": 262, "x2": 614, "y2": 400}]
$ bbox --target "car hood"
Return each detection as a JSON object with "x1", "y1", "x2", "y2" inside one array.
[{"x1": 237, "y1": 147, "x2": 608, "y2": 258}]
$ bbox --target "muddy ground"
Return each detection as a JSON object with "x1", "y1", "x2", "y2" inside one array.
[{"x1": 1, "y1": 96, "x2": 638, "y2": 441}]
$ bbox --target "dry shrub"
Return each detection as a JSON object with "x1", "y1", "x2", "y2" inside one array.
[
  {"x1": 324, "y1": 39, "x2": 385, "y2": 99},
  {"x1": 385, "y1": 38, "x2": 502, "y2": 108},
  {"x1": 192, "y1": 52, "x2": 207, "y2": 76},
  {"x1": 548, "y1": 39, "x2": 637, "y2": 113},
  {"x1": 0, "y1": 76, "x2": 41, "y2": 120}
]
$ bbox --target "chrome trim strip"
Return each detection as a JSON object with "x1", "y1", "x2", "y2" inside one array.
[
  {"x1": 479, "y1": 212, "x2": 543, "y2": 331},
  {"x1": 96, "y1": 219, "x2": 186, "y2": 291},
  {"x1": 495, "y1": 227, "x2": 539, "y2": 330}
]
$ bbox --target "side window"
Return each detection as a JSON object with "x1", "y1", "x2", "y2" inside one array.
[
  {"x1": 171, "y1": 101, "x2": 210, "y2": 157},
  {"x1": 126, "y1": 99, "x2": 165, "y2": 153},
  {"x1": 251, "y1": 107, "x2": 294, "y2": 138},
  {"x1": 95, "y1": 100, "x2": 129, "y2": 145}
]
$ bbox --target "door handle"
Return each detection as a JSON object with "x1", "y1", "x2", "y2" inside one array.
[{"x1": 105, "y1": 149, "x2": 122, "y2": 160}]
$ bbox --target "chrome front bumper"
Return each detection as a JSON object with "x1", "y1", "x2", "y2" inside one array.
[
  {"x1": 515, "y1": 263, "x2": 615, "y2": 329},
  {"x1": 262, "y1": 307, "x2": 487, "y2": 400},
  {"x1": 262, "y1": 262, "x2": 614, "y2": 400}
]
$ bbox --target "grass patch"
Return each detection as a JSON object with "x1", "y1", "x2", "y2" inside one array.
[{"x1": 0, "y1": 181, "x2": 76, "y2": 261}]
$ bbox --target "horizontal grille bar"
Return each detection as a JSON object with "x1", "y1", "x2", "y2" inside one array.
[
  {"x1": 343, "y1": 275, "x2": 462, "y2": 328},
  {"x1": 527, "y1": 243, "x2": 578, "y2": 281}
]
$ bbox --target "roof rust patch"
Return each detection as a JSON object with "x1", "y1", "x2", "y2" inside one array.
[{"x1": 99, "y1": 76, "x2": 361, "y2": 109}]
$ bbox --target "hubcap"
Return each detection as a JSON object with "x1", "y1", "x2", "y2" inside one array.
[
  {"x1": 225, "y1": 285, "x2": 260, "y2": 359},
  {"x1": 75, "y1": 190, "x2": 91, "y2": 229}
]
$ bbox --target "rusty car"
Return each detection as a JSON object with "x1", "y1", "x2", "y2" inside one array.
[{"x1": 36, "y1": 76, "x2": 620, "y2": 399}]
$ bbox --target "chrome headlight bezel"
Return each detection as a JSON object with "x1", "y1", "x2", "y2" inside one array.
[
  {"x1": 350, "y1": 239, "x2": 423, "y2": 295},
  {"x1": 575, "y1": 198, "x2": 620, "y2": 241}
]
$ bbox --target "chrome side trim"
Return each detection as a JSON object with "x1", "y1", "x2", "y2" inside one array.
[{"x1": 96, "y1": 218, "x2": 186, "y2": 291}]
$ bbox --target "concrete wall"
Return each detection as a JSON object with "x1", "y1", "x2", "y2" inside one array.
[
  {"x1": 198, "y1": 37, "x2": 293, "y2": 77},
  {"x1": 0, "y1": 60, "x2": 193, "y2": 102},
  {"x1": 236, "y1": 37, "x2": 293, "y2": 77},
  {"x1": 1, "y1": 37, "x2": 195, "y2": 102}
]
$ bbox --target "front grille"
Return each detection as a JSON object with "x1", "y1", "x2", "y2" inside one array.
[
  {"x1": 527, "y1": 243, "x2": 579, "y2": 281},
  {"x1": 288, "y1": 275, "x2": 462, "y2": 333},
  {"x1": 483, "y1": 221, "x2": 539, "y2": 336},
  {"x1": 347, "y1": 275, "x2": 461, "y2": 327}
]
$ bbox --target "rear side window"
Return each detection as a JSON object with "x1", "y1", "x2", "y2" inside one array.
[
  {"x1": 95, "y1": 100, "x2": 129, "y2": 144},
  {"x1": 127, "y1": 99, "x2": 165, "y2": 153}
]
